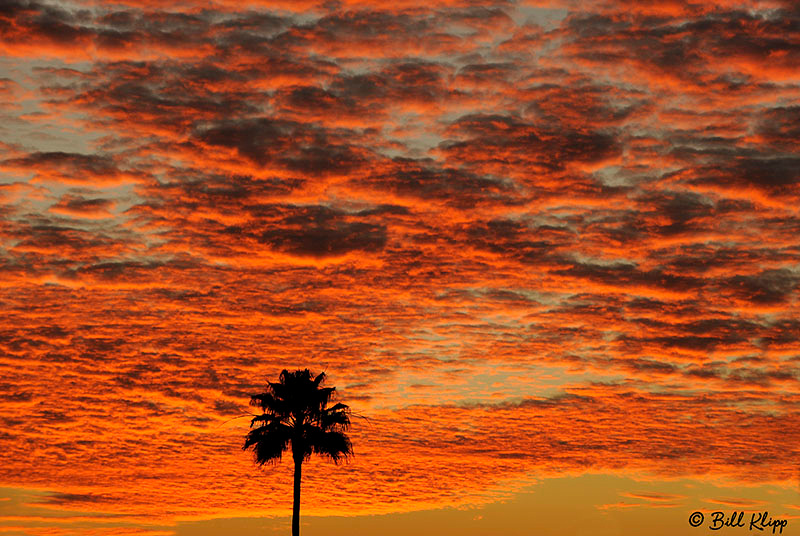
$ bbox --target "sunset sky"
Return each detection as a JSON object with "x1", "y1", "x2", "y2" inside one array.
[{"x1": 1, "y1": 0, "x2": 800, "y2": 534}]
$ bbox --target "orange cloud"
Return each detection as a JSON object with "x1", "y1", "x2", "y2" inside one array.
[{"x1": 1, "y1": 0, "x2": 799, "y2": 534}]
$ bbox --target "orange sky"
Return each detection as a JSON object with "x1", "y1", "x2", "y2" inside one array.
[{"x1": 1, "y1": 0, "x2": 799, "y2": 534}]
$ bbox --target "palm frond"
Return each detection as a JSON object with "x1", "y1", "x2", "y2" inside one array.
[
  {"x1": 249, "y1": 412, "x2": 285, "y2": 427},
  {"x1": 314, "y1": 386, "x2": 336, "y2": 409},
  {"x1": 250, "y1": 391, "x2": 284, "y2": 413},
  {"x1": 243, "y1": 420, "x2": 292, "y2": 465},
  {"x1": 312, "y1": 371, "x2": 326, "y2": 388},
  {"x1": 318, "y1": 403, "x2": 351, "y2": 430},
  {"x1": 308, "y1": 429, "x2": 353, "y2": 464},
  {"x1": 243, "y1": 368, "x2": 353, "y2": 466}
]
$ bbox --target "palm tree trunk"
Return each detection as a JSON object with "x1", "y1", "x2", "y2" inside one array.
[{"x1": 292, "y1": 457, "x2": 302, "y2": 536}]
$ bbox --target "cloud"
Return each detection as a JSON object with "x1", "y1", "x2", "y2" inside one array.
[
  {"x1": 34, "y1": 492, "x2": 115, "y2": 506},
  {"x1": 438, "y1": 113, "x2": 620, "y2": 177},
  {"x1": 49, "y1": 194, "x2": 115, "y2": 218},
  {"x1": 0, "y1": 152, "x2": 142, "y2": 185},
  {"x1": 756, "y1": 106, "x2": 800, "y2": 150},
  {"x1": 703, "y1": 497, "x2": 769, "y2": 508},
  {"x1": 256, "y1": 205, "x2": 388, "y2": 258},
  {"x1": 723, "y1": 269, "x2": 800, "y2": 305},
  {"x1": 194, "y1": 118, "x2": 368, "y2": 176},
  {"x1": 620, "y1": 492, "x2": 686, "y2": 502}
]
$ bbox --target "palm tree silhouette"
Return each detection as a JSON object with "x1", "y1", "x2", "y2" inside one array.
[{"x1": 243, "y1": 369, "x2": 353, "y2": 536}]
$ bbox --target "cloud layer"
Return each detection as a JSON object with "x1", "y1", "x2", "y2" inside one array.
[{"x1": 1, "y1": 0, "x2": 799, "y2": 532}]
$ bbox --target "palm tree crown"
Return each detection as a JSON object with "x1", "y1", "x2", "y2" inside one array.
[{"x1": 243, "y1": 369, "x2": 352, "y2": 536}]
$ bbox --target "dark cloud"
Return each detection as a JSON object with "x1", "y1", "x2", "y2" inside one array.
[
  {"x1": 624, "y1": 358, "x2": 677, "y2": 374},
  {"x1": 727, "y1": 367, "x2": 798, "y2": 386},
  {"x1": 0, "y1": 0, "x2": 93, "y2": 48},
  {"x1": 456, "y1": 62, "x2": 518, "y2": 85},
  {"x1": 634, "y1": 191, "x2": 713, "y2": 236},
  {"x1": 662, "y1": 244, "x2": 775, "y2": 276},
  {"x1": 556, "y1": 261, "x2": 702, "y2": 293},
  {"x1": 463, "y1": 218, "x2": 565, "y2": 263},
  {"x1": 38, "y1": 492, "x2": 114, "y2": 505},
  {"x1": 563, "y1": 9, "x2": 800, "y2": 83},
  {"x1": 756, "y1": 106, "x2": 800, "y2": 150},
  {"x1": 196, "y1": 118, "x2": 367, "y2": 175},
  {"x1": 271, "y1": 10, "x2": 462, "y2": 59},
  {"x1": 0, "y1": 152, "x2": 136, "y2": 185},
  {"x1": 257, "y1": 205, "x2": 387, "y2": 258},
  {"x1": 723, "y1": 268, "x2": 799, "y2": 305},
  {"x1": 319, "y1": 60, "x2": 460, "y2": 118},
  {"x1": 521, "y1": 83, "x2": 648, "y2": 126},
  {"x1": 71, "y1": 260, "x2": 167, "y2": 282},
  {"x1": 66, "y1": 61, "x2": 261, "y2": 134},
  {"x1": 10, "y1": 224, "x2": 126, "y2": 260},
  {"x1": 273, "y1": 84, "x2": 360, "y2": 118},
  {"x1": 729, "y1": 157, "x2": 800, "y2": 194},
  {"x1": 440, "y1": 113, "x2": 620, "y2": 173},
  {"x1": 358, "y1": 158, "x2": 520, "y2": 207},
  {"x1": 50, "y1": 194, "x2": 114, "y2": 217}
]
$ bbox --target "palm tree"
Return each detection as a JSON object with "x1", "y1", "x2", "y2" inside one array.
[{"x1": 243, "y1": 369, "x2": 352, "y2": 536}]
